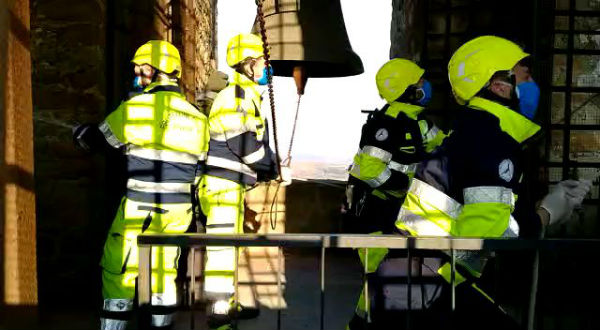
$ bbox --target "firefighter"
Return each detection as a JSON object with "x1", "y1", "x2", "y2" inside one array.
[
  {"x1": 345, "y1": 58, "x2": 446, "y2": 329},
  {"x1": 394, "y1": 35, "x2": 592, "y2": 329},
  {"x1": 199, "y1": 33, "x2": 285, "y2": 330},
  {"x1": 73, "y1": 40, "x2": 209, "y2": 330}
]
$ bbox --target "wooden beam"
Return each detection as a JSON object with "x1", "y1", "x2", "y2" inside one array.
[{"x1": 0, "y1": 0, "x2": 38, "y2": 305}]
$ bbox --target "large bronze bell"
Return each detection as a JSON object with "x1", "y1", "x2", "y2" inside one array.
[{"x1": 253, "y1": 0, "x2": 364, "y2": 80}]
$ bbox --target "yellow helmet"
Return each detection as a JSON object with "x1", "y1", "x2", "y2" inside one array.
[
  {"x1": 132, "y1": 40, "x2": 182, "y2": 78},
  {"x1": 226, "y1": 33, "x2": 264, "y2": 68},
  {"x1": 448, "y1": 36, "x2": 529, "y2": 104},
  {"x1": 375, "y1": 58, "x2": 425, "y2": 103}
]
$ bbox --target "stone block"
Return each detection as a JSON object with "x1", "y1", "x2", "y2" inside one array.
[
  {"x1": 33, "y1": 84, "x2": 77, "y2": 110},
  {"x1": 34, "y1": 0, "x2": 103, "y2": 23}
]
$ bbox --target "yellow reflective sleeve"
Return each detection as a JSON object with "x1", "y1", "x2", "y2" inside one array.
[
  {"x1": 349, "y1": 153, "x2": 389, "y2": 182},
  {"x1": 396, "y1": 191, "x2": 454, "y2": 236},
  {"x1": 453, "y1": 202, "x2": 510, "y2": 238},
  {"x1": 419, "y1": 120, "x2": 447, "y2": 153},
  {"x1": 425, "y1": 129, "x2": 447, "y2": 153},
  {"x1": 102, "y1": 102, "x2": 127, "y2": 145},
  {"x1": 209, "y1": 87, "x2": 259, "y2": 139}
]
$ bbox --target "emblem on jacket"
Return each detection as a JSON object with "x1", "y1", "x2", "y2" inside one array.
[
  {"x1": 499, "y1": 159, "x2": 514, "y2": 182},
  {"x1": 375, "y1": 128, "x2": 389, "y2": 141}
]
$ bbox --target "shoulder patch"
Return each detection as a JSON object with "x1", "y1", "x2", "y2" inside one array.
[
  {"x1": 375, "y1": 128, "x2": 389, "y2": 141},
  {"x1": 499, "y1": 159, "x2": 514, "y2": 182}
]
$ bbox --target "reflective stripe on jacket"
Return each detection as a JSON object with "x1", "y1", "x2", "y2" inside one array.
[
  {"x1": 396, "y1": 96, "x2": 540, "y2": 279},
  {"x1": 349, "y1": 101, "x2": 446, "y2": 199},
  {"x1": 205, "y1": 72, "x2": 277, "y2": 185},
  {"x1": 100, "y1": 82, "x2": 209, "y2": 204}
]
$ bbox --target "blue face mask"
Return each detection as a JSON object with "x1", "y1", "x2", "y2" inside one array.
[
  {"x1": 515, "y1": 80, "x2": 540, "y2": 119},
  {"x1": 256, "y1": 66, "x2": 273, "y2": 86},
  {"x1": 132, "y1": 76, "x2": 144, "y2": 90},
  {"x1": 417, "y1": 79, "x2": 433, "y2": 106}
]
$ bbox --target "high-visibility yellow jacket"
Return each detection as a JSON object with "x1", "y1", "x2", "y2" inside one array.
[
  {"x1": 396, "y1": 96, "x2": 540, "y2": 282},
  {"x1": 349, "y1": 101, "x2": 446, "y2": 201},
  {"x1": 98, "y1": 81, "x2": 209, "y2": 204},
  {"x1": 205, "y1": 72, "x2": 278, "y2": 185}
]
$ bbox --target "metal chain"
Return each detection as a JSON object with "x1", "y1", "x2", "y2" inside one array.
[
  {"x1": 256, "y1": 0, "x2": 283, "y2": 231},
  {"x1": 256, "y1": 0, "x2": 283, "y2": 178}
]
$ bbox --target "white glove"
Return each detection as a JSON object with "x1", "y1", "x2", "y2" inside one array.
[
  {"x1": 279, "y1": 166, "x2": 292, "y2": 187},
  {"x1": 540, "y1": 179, "x2": 592, "y2": 225}
]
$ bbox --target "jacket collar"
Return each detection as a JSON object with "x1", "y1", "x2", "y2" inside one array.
[
  {"x1": 143, "y1": 80, "x2": 182, "y2": 94},
  {"x1": 386, "y1": 101, "x2": 424, "y2": 120},
  {"x1": 231, "y1": 72, "x2": 260, "y2": 99},
  {"x1": 232, "y1": 71, "x2": 257, "y2": 87},
  {"x1": 468, "y1": 96, "x2": 540, "y2": 143}
]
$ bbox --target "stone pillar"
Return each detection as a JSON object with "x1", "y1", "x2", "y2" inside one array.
[
  {"x1": 390, "y1": 0, "x2": 426, "y2": 61},
  {"x1": 173, "y1": 0, "x2": 218, "y2": 102},
  {"x1": 30, "y1": 0, "x2": 107, "y2": 306},
  {"x1": 0, "y1": 0, "x2": 38, "y2": 306}
]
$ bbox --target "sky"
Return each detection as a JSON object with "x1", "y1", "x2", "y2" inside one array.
[{"x1": 217, "y1": 0, "x2": 392, "y2": 179}]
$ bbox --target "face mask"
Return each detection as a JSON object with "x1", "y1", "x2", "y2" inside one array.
[
  {"x1": 416, "y1": 79, "x2": 433, "y2": 106},
  {"x1": 256, "y1": 66, "x2": 273, "y2": 86},
  {"x1": 132, "y1": 76, "x2": 144, "y2": 90},
  {"x1": 515, "y1": 80, "x2": 540, "y2": 119}
]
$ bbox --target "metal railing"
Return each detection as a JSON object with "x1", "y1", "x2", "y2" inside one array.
[{"x1": 137, "y1": 234, "x2": 600, "y2": 330}]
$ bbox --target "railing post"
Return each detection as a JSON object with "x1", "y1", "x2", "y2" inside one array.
[
  {"x1": 190, "y1": 247, "x2": 195, "y2": 330},
  {"x1": 450, "y1": 248, "x2": 456, "y2": 312},
  {"x1": 320, "y1": 246, "x2": 326, "y2": 330},
  {"x1": 364, "y1": 248, "x2": 370, "y2": 324},
  {"x1": 233, "y1": 245, "x2": 239, "y2": 330},
  {"x1": 277, "y1": 246, "x2": 283, "y2": 330},
  {"x1": 407, "y1": 245, "x2": 412, "y2": 330},
  {"x1": 138, "y1": 245, "x2": 152, "y2": 306},
  {"x1": 528, "y1": 232, "x2": 544, "y2": 330}
]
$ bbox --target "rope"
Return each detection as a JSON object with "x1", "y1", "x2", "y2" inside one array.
[{"x1": 282, "y1": 94, "x2": 303, "y2": 166}]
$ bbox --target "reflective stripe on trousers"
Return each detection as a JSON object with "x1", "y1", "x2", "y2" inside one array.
[
  {"x1": 100, "y1": 299, "x2": 132, "y2": 330},
  {"x1": 100, "y1": 296, "x2": 176, "y2": 329},
  {"x1": 151, "y1": 294, "x2": 176, "y2": 327},
  {"x1": 101, "y1": 198, "x2": 192, "y2": 307}
]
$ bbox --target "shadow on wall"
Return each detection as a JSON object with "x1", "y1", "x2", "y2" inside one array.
[{"x1": 285, "y1": 180, "x2": 346, "y2": 234}]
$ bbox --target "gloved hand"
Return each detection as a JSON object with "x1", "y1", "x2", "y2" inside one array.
[
  {"x1": 540, "y1": 179, "x2": 592, "y2": 225},
  {"x1": 279, "y1": 166, "x2": 292, "y2": 186},
  {"x1": 72, "y1": 123, "x2": 92, "y2": 151}
]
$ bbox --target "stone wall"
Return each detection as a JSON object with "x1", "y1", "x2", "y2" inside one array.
[
  {"x1": 390, "y1": 0, "x2": 425, "y2": 61},
  {"x1": 31, "y1": 0, "x2": 108, "y2": 306}
]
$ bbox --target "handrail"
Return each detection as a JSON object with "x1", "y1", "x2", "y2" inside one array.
[
  {"x1": 137, "y1": 234, "x2": 600, "y2": 330},
  {"x1": 137, "y1": 233, "x2": 600, "y2": 251}
]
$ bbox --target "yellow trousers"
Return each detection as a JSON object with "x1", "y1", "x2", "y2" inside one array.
[
  {"x1": 101, "y1": 197, "x2": 193, "y2": 303},
  {"x1": 199, "y1": 175, "x2": 245, "y2": 297}
]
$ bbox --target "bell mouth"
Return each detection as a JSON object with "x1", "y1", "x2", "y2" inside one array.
[{"x1": 270, "y1": 59, "x2": 364, "y2": 78}]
